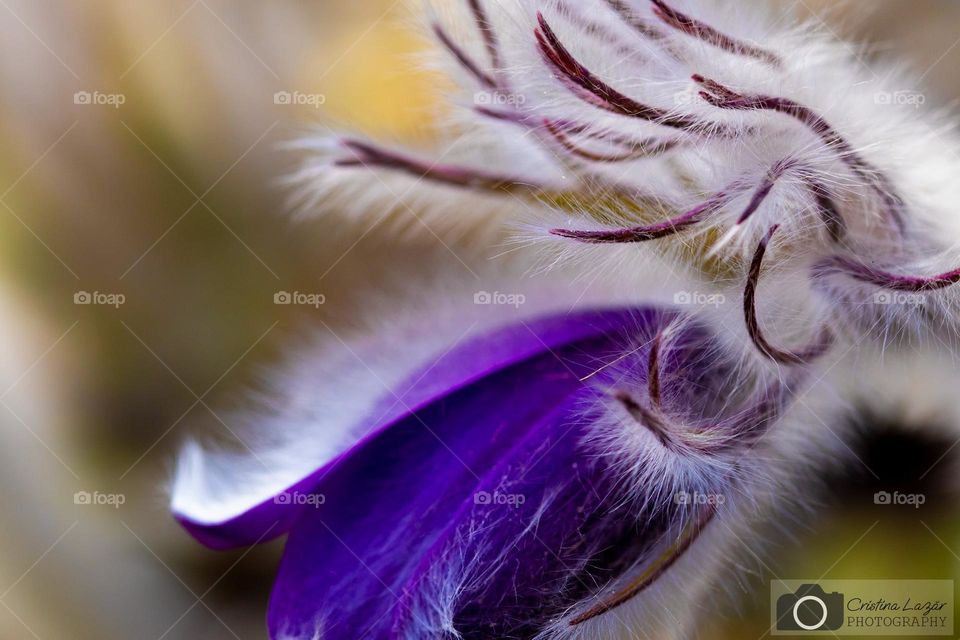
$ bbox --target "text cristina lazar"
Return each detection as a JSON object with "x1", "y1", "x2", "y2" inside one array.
[
  {"x1": 771, "y1": 579, "x2": 953, "y2": 636},
  {"x1": 847, "y1": 596, "x2": 948, "y2": 631}
]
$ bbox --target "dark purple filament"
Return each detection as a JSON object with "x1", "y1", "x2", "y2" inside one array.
[
  {"x1": 745, "y1": 225, "x2": 833, "y2": 364},
  {"x1": 817, "y1": 255, "x2": 960, "y2": 292},
  {"x1": 802, "y1": 175, "x2": 847, "y2": 243},
  {"x1": 536, "y1": 12, "x2": 712, "y2": 131},
  {"x1": 651, "y1": 0, "x2": 782, "y2": 68},
  {"x1": 337, "y1": 139, "x2": 542, "y2": 193},
  {"x1": 647, "y1": 329, "x2": 664, "y2": 409},
  {"x1": 549, "y1": 191, "x2": 727, "y2": 243},
  {"x1": 468, "y1": 0, "x2": 502, "y2": 73},
  {"x1": 693, "y1": 75, "x2": 906, "y2": 234},
  {"x1": 550, "y1": 162, "x2": 788, "y2": 244},
  {"x1": 556, "y1": 0, "x2": 651, "y2": 59},
  {"x1": 568, "y1": 504, "x2": 716, "y2": 625},
  {"x1": 736, "y1": 158, "x2": 795, "y2": 224},
  {"x1": 432, "y1": 23, "x2": 496, "y2": 88},
  {"x1": 544, "y1": 119, "x2": 679, "y2": 163},
  {"x1": 604, "y1": 0, "x2": 669, "y2": 43},
  {"x1": 478, "y1": 107, "x2": 682, "y2": 162},
  {"x1": 614, "y1": 390, "x2": 674, "y2": 449}
]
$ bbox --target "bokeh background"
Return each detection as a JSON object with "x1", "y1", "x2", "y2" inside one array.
[{"x1": 0, "y1": 1, "x2": 958, "y2": 638}]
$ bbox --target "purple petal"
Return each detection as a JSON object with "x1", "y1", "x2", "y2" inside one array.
[
  {"x1": 175, "y1": 308, "x2": 653, "y2": 550},
  {"x1": 249, "y1": 309, "x2": 789, "y2": 638},
  {"x1": 176, "y1": 306, "x2": 795, "y2": 638}
]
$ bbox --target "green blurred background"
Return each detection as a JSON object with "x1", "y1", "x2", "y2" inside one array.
[{"x1": 0, "y1": 1, "x2": 958, "y2": 638}]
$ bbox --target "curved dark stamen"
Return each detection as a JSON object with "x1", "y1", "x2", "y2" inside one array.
[
  {"x1": 605, "y1": 0, "x2": 668, "y2": 42},
  {"x1": 815, "y1": 255, "x2": 960, "y2": 292},
  {"x1": 536, "y1": 13, "x2": 715, "y2": 132},
  {"x1": 575, "y1": 125, "x2": 671, "y2": 149},
  {"x1": 650, "y1": 376, "x2": 796, "y2": 456},
  {"x1": 432, "y1": 23, "x2": 496, "y2": 88},
  {"x1": 544, "y1": 119, "x2": 679, "y2": 163},
  {"x1": 556, "y1": 0, "x2": 650, "y2": 59},
  {"x1": 549, "y1": 194, "x2": 722, "y2": 243},
  {"x1": 478, "y1": 107, "x2": 680, "y2": 158},
  {"x1": 476, "y1": 107, "x2": 591, "y2": 136},
  {"x1": 647, "y1": 331, "x2": 663, "y2": 409},
  {"x1": 467, "y1": 0, "x2": 502, "y2": 73},
  {"x1": 803, "y1": 177, "x2": 846, "y2": 243},
  {"x1": 613, "y1": 391, "x2": 673, "y2": 448},
  {"x1": 736, "y1": 158, "x2": 795, "y2": 225},
  {"x1": 737, "y1": 162, "x2": 846, "y2": 242},
  {"x1": 337, "y1": 139, "x2": 545, "y2": 193},
  {"x1": 569, "y1": 504, "x2": 715, "y2": 625},
  {"x1": 550, "y1": 161, "x2": 785, "y2": 244},
  {"x1": 694, "y1": 76, "x2": 851, "y2": 149},
  {"x1": 473, "y1": 105, "x2": 534, "y2": 126},
  {"x1": 693, "y1": 75, "x2": 906, "y2": 234},
  {"x1": 712, "y1": 377, "x2": 796, "y2": 447},
  {"x1": 651, "y1": 0, "x2": 782, "y2": 68},
  {"x1": 745, "y1": 225, "x2": 833, "y2": 364}
]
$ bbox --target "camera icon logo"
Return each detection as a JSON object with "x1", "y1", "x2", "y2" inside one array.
[
  {"x1": 73, "y1": 491, "x2": 92, "y2": 505},
  {"x1": 873, "y1": 291, "x2": 893, "y2": 305},
  {"x1": 74, "y1": 291, "x2": 92, "y2": 304},
  {"x1": 776, "y1": 584, "x2": 844, "y2": 632},
  {"x1": 74, "y1": 91, "x2": 92, "y2": 105},
  {"x1": 474, "y1": 291, "x2": 492, "y2": 305},
  {"x1": 874, "y1": 491, "x2": 892, "y2": 505},
  {"x1": 274, "y1": 91, "x2": 293, "y2": 105},
  {"x1": 673, "y1": 291, "x2": 692, "y2": 305},
  {"x1": 274, "y1": 291, "x2": 292, "y2": 305}
]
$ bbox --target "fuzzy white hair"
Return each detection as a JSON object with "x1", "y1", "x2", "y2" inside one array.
[
  {"x1": 176, "y1": 1, "x2": 960, "y2": 638},
  {"x1": 171, "y1": 267, "x2": 678, "y2": 527}
]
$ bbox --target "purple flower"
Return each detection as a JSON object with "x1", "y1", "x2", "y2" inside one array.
[
  {"x1": 173, "y1": 0, "x2": 960, "y2": 637},
  {"x1": 174, "y1": 306, "x2": 794, "y2": 637}
]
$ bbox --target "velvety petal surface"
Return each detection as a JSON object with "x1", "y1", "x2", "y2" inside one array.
[
  {"x1": 175, "y1": 308, "x2": 654, "y2": 549},
  {"x1": 265, "y1": 307, "x2": 681, "y2": 638},
  {"x1": 177, "y1": 306, "x2": 793, "y2": 639}
]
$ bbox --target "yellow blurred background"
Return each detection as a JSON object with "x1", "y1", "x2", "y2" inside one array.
[{"x1": 0, "y1": 1, "x2": 958, "y2": 638}]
